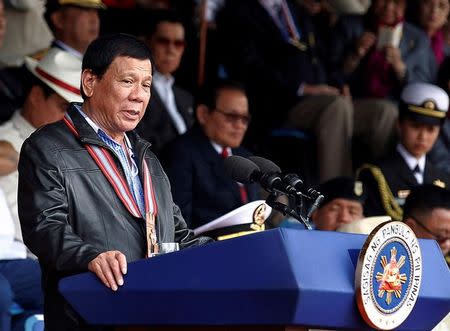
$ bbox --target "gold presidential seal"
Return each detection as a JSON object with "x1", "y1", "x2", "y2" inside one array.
[{"x1": 355, "y1": 221, "x2": 422, "y2": 330}]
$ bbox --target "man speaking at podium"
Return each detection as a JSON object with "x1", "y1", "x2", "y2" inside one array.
[{"x1": 17, "y1": 34, "x2": 212, "y2": 331}]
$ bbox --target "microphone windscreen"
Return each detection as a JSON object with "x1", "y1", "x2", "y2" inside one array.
[
  {"x1": 223, "y1": 155, "x2": 260, "y2": 183},
  {"x1": 248, "y1": 156, "x2": 281, "y2": 174},
  {"x1": 284, "y1": 173, "x2": 303, "y2": 188}
]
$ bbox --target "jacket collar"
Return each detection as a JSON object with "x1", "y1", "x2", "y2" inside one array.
[
  {"x1": 67, "y1": 102, "x2": 104, "y2": 144},
  {"x1": 393, "y1": 150, "x2": 419, "y2": 185},
  {"x1": 67, "y1": 102, "x2": 151, "y2": 156},
  {"x1": 189, "y1": 124, "x2": 244, "y2": 201},
  {"x1": 190, "y1": 124, "x2": 235, "y2": 161}
]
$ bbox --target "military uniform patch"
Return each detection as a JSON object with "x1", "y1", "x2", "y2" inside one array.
[
  {"x1": 433, "y1": 179, "x2": 446, "y2": 189},
  {"x1": 354, "y1": 181, "x2": 363, "y2": 196}
]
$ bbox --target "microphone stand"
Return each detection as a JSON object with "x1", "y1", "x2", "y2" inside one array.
[
  {"x1": 290, "y1": 191, "x2": 303, "y2": 222},
  {"x1": 306, "y1": 194, "x2": 324, "y2": 222},
  {"x1": 265, "y1": 192, "x2": 313, "y2": 230}
]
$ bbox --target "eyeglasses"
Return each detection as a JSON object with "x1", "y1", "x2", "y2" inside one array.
[
  {"x1": 154, "y1": 37, "x2": 185, "y2": 49},
  {"x1": 213, "y1": 108, "x2": 251, "y2": 125},
  {"x1": 410, "y1": 216, "x2": 450, "y2": 244}
]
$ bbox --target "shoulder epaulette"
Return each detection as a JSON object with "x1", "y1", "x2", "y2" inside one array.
[
  {"x1": 28, "y1": 48, "x2": 50, "y2": 61},
  {"x1": 356, "y1": 163, "x2": 403, "y2": 222}
]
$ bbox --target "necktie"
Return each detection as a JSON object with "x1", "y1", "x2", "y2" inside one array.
[
  {"x1": 221, "y1": 147, "x2": 229, "y2": 158},
  {"x1": 274, "y1": 3, "x2": 289, "y2": 39},
  {"x1": 221, "y1": 147, "x2": 248, "y2": 203},
  {"x1": 413, "y1": 164, "x2": 423, "y2": 184},
  {"x1": 274, "y1": 0, "x2": 301, "y2": 41}
]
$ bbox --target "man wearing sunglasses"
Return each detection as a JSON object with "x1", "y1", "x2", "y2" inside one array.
[
  {"x1": 403, "y1": 184, "x2": 450, "y2": 266},
  {"x1": 136, "y1": 11, "x2": 194, "y2": 155},
  {"x1": 161, "y1": 80, "x2": 261, "y2": 230}
]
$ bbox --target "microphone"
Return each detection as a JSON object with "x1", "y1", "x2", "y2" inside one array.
[
  {"x1": 249, "y1": 156, "x2": 322, "y2": 203},
  {"x1": 282, "y1": 173, "x2": 304, "y2": 192},
  {"x1": 249, "y1": 156, "x2": 303, "y2": 194},
  {"x1": 228, "y1": 156, "x2": 314, "y2": 230},
  {"x1": 223, "y1": 155, "x2": 294, "y2": 195},
  {"x1": 306, "y1": 188, "x2": 322, "y2": 200},
  {"x1": 306, "y1": 191, "x2": 324, "y2": 219},
  {"x1": 248, "y1": 156, "x2": 281, "y2": 173},
  {"x1": 223, "y1": 155, "x2": 260, "y2": 184}
]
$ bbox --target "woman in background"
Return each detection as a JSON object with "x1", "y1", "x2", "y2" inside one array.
[
  {"x1": 329, "y1": 0, "x2": 435, "y2": 99},
  {"x1": 409, "y1": 0, "x2": 450, "y2": 67}
]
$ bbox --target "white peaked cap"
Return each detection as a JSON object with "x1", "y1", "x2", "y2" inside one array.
[{"x1": 401, "y1": 82, "x2": 448, "y2": 123}]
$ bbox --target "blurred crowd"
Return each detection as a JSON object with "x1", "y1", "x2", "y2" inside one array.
[{"x1": 1, "y1": 0, "x2": 450, "y2": 181}]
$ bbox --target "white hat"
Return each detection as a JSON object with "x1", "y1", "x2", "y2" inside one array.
[
  {"x1": 400, "y1": 82, "x2": 449, "y2": 125},
  {"x1": 336, "y1": 216, "x2": 392, "y2": 235},
  {"x1": 193, "y1": 200, "x2": 272, "y2": 240},
  {"x1": 24, "y1": 47, "x2": 83, "y2": 103}
]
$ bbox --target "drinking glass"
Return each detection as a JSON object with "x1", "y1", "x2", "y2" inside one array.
[{"x1": 149, "y1": 242, "x2": 179, "y2": 257}]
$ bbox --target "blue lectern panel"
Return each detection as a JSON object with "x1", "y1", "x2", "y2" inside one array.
[
  {"x1": 281, "y1": 229, "x2": 369, "y2": 329},
  {"x1": 280, "y1": 229, "x2": 450, "y2": 330},
  {"x1": 60, "y1": 229, "x2": 300, "y2": 325},
  {"x1": 59, "y1": 228, "x2": 450, "y2": 329},
  {"x1": 401, "y1": 240, "x2": 450, "y2": 331}
]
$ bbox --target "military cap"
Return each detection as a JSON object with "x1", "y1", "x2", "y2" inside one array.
[
  {"x1": 46, "y1": 0, "x2": 106, "y2": 13},
  {"x1": 317, "y1": 176, "x2": 366, "y2": 208},
  {"x1": 193, "y1": 200, "x2": 272, "y2": 241},
  {"x1": 403, "y1": 184, "x2": 450, "y2": 218},
  {"x1": 399, "y1": 82, "x2": 449, "y2": 126}
]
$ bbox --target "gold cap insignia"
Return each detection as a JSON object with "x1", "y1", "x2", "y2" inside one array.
[
  {"x1": 408, "y1": 98, "x2": 446, "y2": 118},
  {"x1": 354, "y1": 181, "x2": 363, "y2": 196},
  {"x1": 433, "y1": 179, "x2": 446, "y2": 188},
  {"x1": 423, "y1": 100, "x2": 436, "y2": 110},
  {"x1": 251, "y1": 203, "x2": 266, "y2": 231},
  {"x1": 59, "y1": 0, "x2": 106, "y2": 9}
]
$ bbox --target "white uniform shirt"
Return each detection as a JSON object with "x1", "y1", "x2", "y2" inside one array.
[
  {"x1": 0, "y1": 187, "x2": 26, "y2": 259},
  {"x1": 153, "y1": 71, "x2": 187, "y2": 135},
  {"x1": 0, "y1": 110, "x2": 35, "y2": 243},
  {"x1": 396, "y1": 144, "x2": 425, "y2": 184}
]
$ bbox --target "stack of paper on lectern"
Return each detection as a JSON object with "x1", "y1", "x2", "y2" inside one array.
[{"x1": 193, "y1": 200, "x2": 272, "y2": 239}]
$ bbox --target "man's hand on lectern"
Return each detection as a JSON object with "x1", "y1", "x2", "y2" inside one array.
[{"x1": 88, "y1": 250, "x2": 127, "y2": 291}]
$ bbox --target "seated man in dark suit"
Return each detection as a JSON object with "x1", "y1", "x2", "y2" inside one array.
[
  {"x1": 162, "y1": 80, "x2": 260, "y2": 229},
  {"x1": 357, "y1": 82, "x2": 450, "y2": 220},
  {"x1": 135, "y1": 11, "x2": 194, "y2": 155}
]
